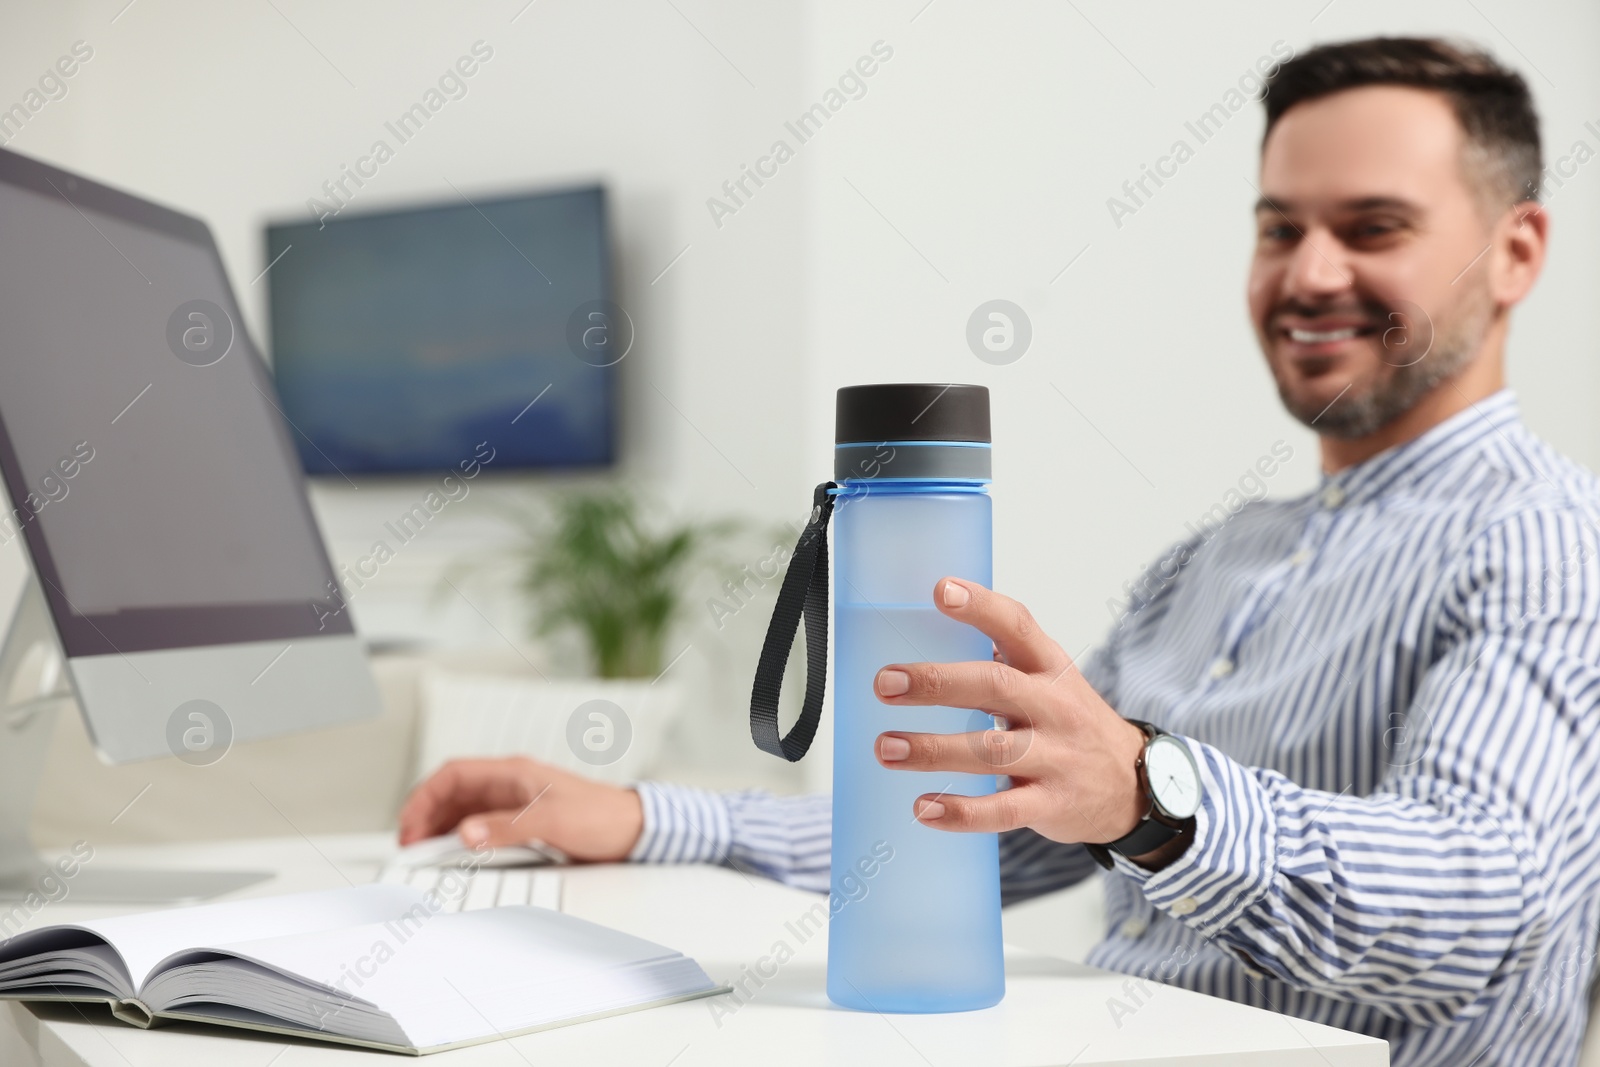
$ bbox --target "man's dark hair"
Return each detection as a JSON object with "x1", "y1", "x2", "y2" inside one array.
[{"x1": 1263, "y1": 37, "x2": 1542, "y2": 211}]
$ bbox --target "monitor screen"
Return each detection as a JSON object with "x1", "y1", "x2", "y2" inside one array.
[
  {"x1": 265, "y1": 187, "x2": 616, "y2": 476},
  {"x1": 0, "y1": 150, "x2": 350, "y2": 656}
]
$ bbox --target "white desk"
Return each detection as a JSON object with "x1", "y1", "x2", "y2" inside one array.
[{"x1": 0, "y1": 834, "x2": 1388, "y2": 1066}]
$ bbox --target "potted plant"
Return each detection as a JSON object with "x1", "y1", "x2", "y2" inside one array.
[
  {"x1": 422, "y1": 487, "x2": 744, "y2": 785},
  {"x1": 504, "y1": 487, "x2": 741, "y2": 678}
]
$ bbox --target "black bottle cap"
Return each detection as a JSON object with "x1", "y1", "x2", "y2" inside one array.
[{"x1": 835, "y1": 384, "x2": 991, "y2": 445}]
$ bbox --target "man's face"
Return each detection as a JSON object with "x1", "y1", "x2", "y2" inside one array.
[{"x1": 1248, "y1": 86, "x2": 1502, "y2": 438}]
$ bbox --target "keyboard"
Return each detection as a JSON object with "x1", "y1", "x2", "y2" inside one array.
[{"x1": 377, "y1": 862, "x2": 563, "y2": 913}]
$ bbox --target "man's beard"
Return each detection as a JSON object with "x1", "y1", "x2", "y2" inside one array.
[{"x1": 1275, "y1": 285, "x2": 1494, "y2": 440}]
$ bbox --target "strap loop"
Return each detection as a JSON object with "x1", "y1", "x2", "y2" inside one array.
[{"x1": 750, "y1": 481, "x2": 836, "y2": 761}]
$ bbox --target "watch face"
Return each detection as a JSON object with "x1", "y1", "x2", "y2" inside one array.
[{"x1": 1145, "y1": 736, "x2": 1202, "y2": 819}]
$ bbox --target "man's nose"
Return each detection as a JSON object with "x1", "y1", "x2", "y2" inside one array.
[{"x1": 1281, "y1": 226, "x2": 1353, "y2": 300}]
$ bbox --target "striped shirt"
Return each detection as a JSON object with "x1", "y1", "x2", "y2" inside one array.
[{"x1": 630, "y1": 389, "x2": 1600, "y2": 1067}]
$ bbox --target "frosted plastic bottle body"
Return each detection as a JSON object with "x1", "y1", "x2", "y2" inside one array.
[{"x1": 826, "y1": 481, "x2": 1004, "y2": 1012}]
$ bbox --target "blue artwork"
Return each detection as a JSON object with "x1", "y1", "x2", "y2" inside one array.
[{"x1": 266, "y1": 187, "x2": 615, "y2": 475}]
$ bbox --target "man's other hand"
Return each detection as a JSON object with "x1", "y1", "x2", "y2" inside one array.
[
  {"x1": 874, "y1": 578, "x2": 1160, "y2": 858},
  {"x1": 398, "y1": 756, "x2": 643, "y2": 862}
]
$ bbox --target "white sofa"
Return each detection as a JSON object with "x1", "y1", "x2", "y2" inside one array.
[
  {"x1": 32, "y1": 648, "x2": 795, "y2": 848},
  {"x1": 34, "y1": 652, "x2": 429, "y2": 848}
]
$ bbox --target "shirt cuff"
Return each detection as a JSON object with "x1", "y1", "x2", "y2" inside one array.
[
  {"x1": 1111, "y1": 735, "x2": 1279, "y2": 940},
  {"x1": 627, "y1": 781, "x2": 733, "y2": 865}
]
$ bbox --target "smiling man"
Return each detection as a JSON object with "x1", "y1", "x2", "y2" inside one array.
[{"x1": 400, "y1": 38, "x2": 1600, "y2": 1067}]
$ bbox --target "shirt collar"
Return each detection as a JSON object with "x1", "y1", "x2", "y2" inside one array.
[{"x1": 1316, "y1": 388, "x2": 1520, "y2": 508}]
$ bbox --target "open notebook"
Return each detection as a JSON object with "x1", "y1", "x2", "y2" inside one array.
[{"x1": 0, "y1": 884, "x2": 723, "y2": 1054}]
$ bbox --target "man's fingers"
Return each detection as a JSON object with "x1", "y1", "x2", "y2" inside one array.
[
  {"x1": 878, "y1": 727, "x2": 1038, "y2": 774},
  {"x1": 935, "y1": 578, "x2": 1071, "y2": 677},
  {"x1": 459, "y1": 807, "x2": 546, "y2": 849},
  {"x1": 397, "y1": 758, "x2": 533, "y2": 845},
  {"x1": 874, "y1": 658, "x2": 1038, "y2": 721},
  {"x1": 398, "y1": 765, "x2": 467, "y2": 844},
  {"x1": 913, "y1": 784, "x2": 1042, "y2": 833}
]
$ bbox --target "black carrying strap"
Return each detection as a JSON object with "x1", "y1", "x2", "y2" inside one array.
[{"x1": 750, "y1": 481, "x2": 837, "y2": 761}]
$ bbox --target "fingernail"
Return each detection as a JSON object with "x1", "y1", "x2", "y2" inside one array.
[
  {"x1": 880, "y1": 736, "x2": 911, "y2": 761},
  {"x1": 459, "y1": 820, "x2": 486, "y2": 846},
  {"x1": 917, "y1": 799, "x2": 946, "y2": 820},
  {"x1": 876, "y1": 669, "x2": 910, "y2": 696},
  {"x1": 942, "y1": 581, "x2": 969, "y2": 608}
]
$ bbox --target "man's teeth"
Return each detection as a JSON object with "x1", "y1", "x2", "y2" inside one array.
[{"x1": 1289, "y1": 326, "x2": 1360, "y2": 343}]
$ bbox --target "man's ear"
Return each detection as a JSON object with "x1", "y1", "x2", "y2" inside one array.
[{"x1": 1491, "y1": 200, "x2": 1548, "y2": 309}]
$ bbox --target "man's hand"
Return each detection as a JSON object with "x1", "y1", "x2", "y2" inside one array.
[
  {"x1": 398, "y1": 756, "x2": 643, "y2": 863},
  {"x1": 874, "y1": 578, "x2": 1185, "y2": 868}
]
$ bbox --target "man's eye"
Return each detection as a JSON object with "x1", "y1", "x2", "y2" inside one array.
[
  {"x1": 1259, "y1": 224, "x2": 1296, "y2": 242},
  {"x1": 1349, "y1": 220, "x2": 1402, "y2": 240}
]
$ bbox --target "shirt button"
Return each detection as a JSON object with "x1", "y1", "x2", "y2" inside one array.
[
  {"x1": 1319, "y1": 484, "x2": 1346, "y2": 509},
  {"x1": 1119, "y1": 916, "x2": 1148, "y2": 939},
  {"x1": 1170, "y1": 896, "x2": 1199, "y2": 917},
  {"x1": 1289, "y1": 548, "x2": 1313, "y2": 567},
  {"x1": 1208, "y1": 658, "x2": 1235, "y2": 679}
]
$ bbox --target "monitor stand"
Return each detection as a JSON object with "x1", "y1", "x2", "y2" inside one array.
[{"x1": 0, "y1": 578, "x2": 271, "y2": 904}]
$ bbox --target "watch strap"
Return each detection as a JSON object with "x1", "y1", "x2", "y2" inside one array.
[{"x1": 1086, "y1": 813, "x2": 1186, "y2": 870}]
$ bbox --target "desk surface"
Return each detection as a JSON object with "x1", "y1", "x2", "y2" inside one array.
[{"x1": 0, "y1": 834, "x2": 1388, "y2": 1066}]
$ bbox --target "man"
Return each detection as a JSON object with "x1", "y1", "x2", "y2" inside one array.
[{"x1": 401, "y1": 38, "x2": 1600, "y2": 1066}]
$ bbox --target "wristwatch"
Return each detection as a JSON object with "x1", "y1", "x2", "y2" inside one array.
[{"x1": 1085, "y1": 720, "x2": 1202, "y2": 870}]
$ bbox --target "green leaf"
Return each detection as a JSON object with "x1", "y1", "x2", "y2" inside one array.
[{"x1": 495, "y1": 486, "x2": 743, "y2": 678}]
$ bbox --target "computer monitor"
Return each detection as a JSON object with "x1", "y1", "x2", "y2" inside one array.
[{"x1": 0, "y1": 147, "x2": 384, "y2": 899}]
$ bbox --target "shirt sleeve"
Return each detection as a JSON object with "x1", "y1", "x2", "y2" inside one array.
[
  {"x1": 1114, "y1": 508, "x2": 1600, "y2": 1026},
  {"x1": 628, "y1": 781, "x2": 833, "y2": 893},
  {"x1": 998, "y1": 829, "x2": 1103, "y2": 905},
  {"x1": 630, "y1": 780, "x2": 1109, "y2": 904}
]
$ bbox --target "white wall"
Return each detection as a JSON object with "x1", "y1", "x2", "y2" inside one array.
[
  {"x1": 804, "y1": 0, "x2": 1600, "y2": 669},
  {"x1": 0, "y1": 0, "x2": 828, "y2": 787},
  {"x1": 2, "y1": 0, "x2": 1596, "y2": 794},
  {"x1": 11, "y1": 0, "x2": 814, "y2": 622}
]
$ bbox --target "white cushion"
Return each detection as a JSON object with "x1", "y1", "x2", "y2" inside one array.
[
  {"x1": 33, "y1": 653, "x2": 424, "y2": 845},
  {"x1": 414, "y1": 668, "x2": 684, "y2": 787}
]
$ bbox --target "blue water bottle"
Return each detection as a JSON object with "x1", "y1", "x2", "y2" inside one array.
[{"x1": 749, "y1": 383, "x2": 1004, "y2": 1013}]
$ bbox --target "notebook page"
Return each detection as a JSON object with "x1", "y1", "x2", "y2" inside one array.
[
  {"x1": 198, "y1": 905, "x2": 717, "y2": 1049},
  {"x1": 73, "y1": 885, "x2": 426, "y2": 991}
]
